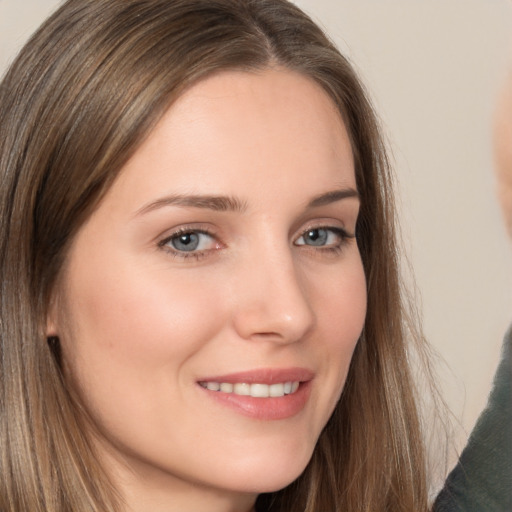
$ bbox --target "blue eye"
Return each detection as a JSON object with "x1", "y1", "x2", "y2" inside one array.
[
  {"x1": 295, "y1": 227, "x2": 349, "y2": 248},
  {"x1": 162, "y1": 230, "x2": 216, "y2": 253},
  {"x1": 171, "y1": 232, "x2": 200, "y2": 251}
]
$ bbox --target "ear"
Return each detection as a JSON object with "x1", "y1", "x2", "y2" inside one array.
[{"x1": 46, "y1": 292, "x2": 59, "y2": 338}]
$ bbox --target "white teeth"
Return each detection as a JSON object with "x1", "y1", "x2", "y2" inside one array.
[
  {"x1": 234, "y1": 382, "x2": 250, "y2": 395},
  {"x1": 251, "y1": 383, "x2": 269, "y2": 397},
  {"x1": 220, "y1": 382, "x2": 233, "y2": 393},
  {"x1": 269, "y1": 383, "x2": 284, "y2": 397},
  {"x1": 200, "y1": 381, "x2": 300, "y2": 398}
]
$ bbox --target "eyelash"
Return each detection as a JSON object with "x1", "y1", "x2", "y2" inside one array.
[
  {"x1": 295, "y1": 226, "x2": 354, "y2": 256},
  {"x1": 158, "y1": 225, "x2": 355, "y2": 261},
  {"x1": 158, "y1": 226, "x2": 217, "y2": 261}
]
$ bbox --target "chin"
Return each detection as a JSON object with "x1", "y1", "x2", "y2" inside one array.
[{"x1": 219, "y1": 444, "x2": 314, "y2": 494}]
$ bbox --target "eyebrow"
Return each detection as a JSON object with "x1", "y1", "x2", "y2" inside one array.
[
  {"x1": 135, "y1": 187, "x2": 359, "y2": 217},
  {"x1": 136, "y1": 194, "x2": 248, "y2": 216},
  {"x1": 307, "y1": 188, "x2": 360, "y2": 207}
]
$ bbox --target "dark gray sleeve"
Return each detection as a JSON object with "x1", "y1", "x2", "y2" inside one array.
[{"x1": 433, "y1": 327, "x2": 512, "y2": 512}]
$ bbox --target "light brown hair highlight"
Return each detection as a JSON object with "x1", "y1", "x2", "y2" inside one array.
[{"x1": 0, "y1": 1, "x2": 431, "y2": 511}]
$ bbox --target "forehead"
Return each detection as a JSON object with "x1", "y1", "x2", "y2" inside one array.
[
  {"x1": 106, "y1": 68, "x2": 355, "y2": 211},
  {"x1": 169, "y1": 68, "x2": 348, "y2": 147}
]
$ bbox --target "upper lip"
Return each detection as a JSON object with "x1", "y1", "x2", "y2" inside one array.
[{"x1": 197, "y1": 367, "x2": 314, "y2": 384}]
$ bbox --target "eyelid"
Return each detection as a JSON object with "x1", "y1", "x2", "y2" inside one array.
[
  {"x1": 293, "y1": 224, "x2": 355, "y2": 255},
  {"x1": 294, "y1": 222, "x2": 355, "y2": 242},
  {"x1": 158, "y1": 225, "x2": 213, "y2": 245},
  {"x1": 156, "y1": 220, "x2": 355, "y2": 261},
  {"x1": 158, "y1": 225, "x2": 223, "y2": 260}
]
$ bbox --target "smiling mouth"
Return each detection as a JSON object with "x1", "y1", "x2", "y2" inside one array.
[
  {"x1": 198, "y1": 369, "x2": 313, "y2": 420},
  {"x1": 198, "y1": 381, "x2": 300, "y2": 398}
]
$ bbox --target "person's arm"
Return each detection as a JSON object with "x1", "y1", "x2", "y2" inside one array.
[{"x1": 433, "y1": 327, "x2": 512, "y2": 511}]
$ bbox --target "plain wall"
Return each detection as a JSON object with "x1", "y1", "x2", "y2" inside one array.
[
  {"x1": 1, "y1": 0, "x2": 511, "y2": 459},
  {"x1": 296, "y1": 0, "x2": 512, "y2": 453}
]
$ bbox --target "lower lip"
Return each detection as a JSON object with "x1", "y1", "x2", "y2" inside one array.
[{"x1": 199, "y1": 381, "x2": 312, "y2": 421}]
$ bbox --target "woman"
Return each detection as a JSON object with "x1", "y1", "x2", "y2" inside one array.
[{"x1": 0, "y1": 0, "x2": 431, "y2": 510}]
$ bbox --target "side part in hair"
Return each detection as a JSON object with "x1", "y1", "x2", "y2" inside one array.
[{"x1": 0, "y1": 1, "x2": 430, "y2": 511}]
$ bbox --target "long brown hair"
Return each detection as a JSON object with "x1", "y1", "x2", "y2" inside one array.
[{"x1": 0, "y1": 1, "x2": 430, "y2": 510}]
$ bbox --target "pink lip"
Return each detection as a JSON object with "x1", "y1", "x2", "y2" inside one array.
[
  {"x1": 197, "y1": 367, "x2": 314, "y2": 421},
  {"x1": 198, "y1": 367, "x2": 314, "y2": 384}
]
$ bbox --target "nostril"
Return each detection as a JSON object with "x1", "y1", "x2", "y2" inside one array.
[{"x1": 232, "y1": 301, "x2": 314, "y2": 344}]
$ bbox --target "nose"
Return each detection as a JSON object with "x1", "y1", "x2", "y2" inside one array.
[{"x1": 231, "y1": 246, "x2": 315, "y2": 344}]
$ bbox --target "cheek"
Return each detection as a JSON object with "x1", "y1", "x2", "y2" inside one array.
[
  {"x1": 315, "y1": 256, "x2": 367, "y2": 400},
  {"x1": 316, "y1": 256, "x2": 367, "y2": 349},
  {"x1": 57, "y1": 257, "x2": 228, "y2": 391}
]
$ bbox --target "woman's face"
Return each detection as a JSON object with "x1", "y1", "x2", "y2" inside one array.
[{"x1": 49, "y1": 69, "x2": 367, "y2": 510}]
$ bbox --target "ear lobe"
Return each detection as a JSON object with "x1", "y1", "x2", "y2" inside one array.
[{"x1": 46, "y1": 293, "x2": 59, "y2": 338}]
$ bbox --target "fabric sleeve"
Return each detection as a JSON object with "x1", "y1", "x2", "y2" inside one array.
[{"x1": 433, "y1": 327, "x2": 512, "y2": 512}]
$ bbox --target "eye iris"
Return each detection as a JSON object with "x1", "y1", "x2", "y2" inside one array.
[
  {"x1": 172, "y1": 233, "x2": 200, "y2": 251},
  {"x1": 305, "y1": 229, "x2": 328, "y2": 246}
]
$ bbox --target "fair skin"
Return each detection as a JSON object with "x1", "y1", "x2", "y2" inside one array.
[
  {"x1": 494, "y1": 70, "x2": 512, "y2": 236},
  {"x1": 48, "y1": 69, "x2": 367, "y2": 512}
]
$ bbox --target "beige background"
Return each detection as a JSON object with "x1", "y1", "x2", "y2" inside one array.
[{"x1": 1, "y1": 0, "x2": 511, "y2": 458}]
